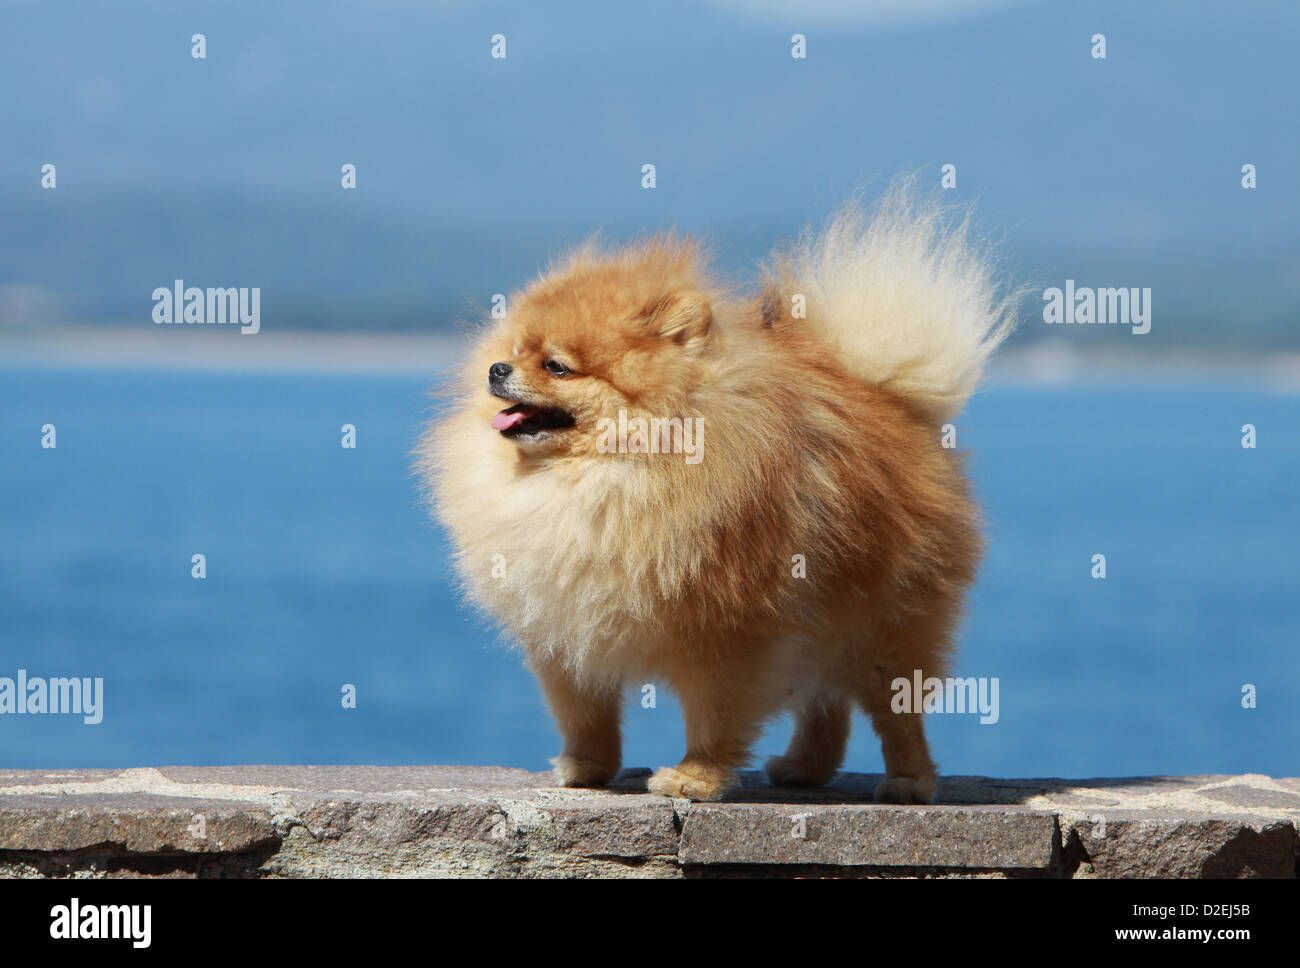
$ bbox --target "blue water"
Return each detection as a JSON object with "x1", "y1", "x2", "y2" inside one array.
[{"x1": 1, "y1": 366, "x2": 1296, "y2": 780}]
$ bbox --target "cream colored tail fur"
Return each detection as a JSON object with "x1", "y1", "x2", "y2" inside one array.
[{"x1": 763, "y1": 183, "x2": 1018, "y2": 422}]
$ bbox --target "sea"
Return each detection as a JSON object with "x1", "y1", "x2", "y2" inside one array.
[{"x1": 1, "y1": 364, "x2": 1296, "y2": 780}]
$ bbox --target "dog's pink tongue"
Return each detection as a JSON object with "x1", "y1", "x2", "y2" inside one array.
[{"x1": 492, "y1": 406, "x2": 539, "y2": 431}]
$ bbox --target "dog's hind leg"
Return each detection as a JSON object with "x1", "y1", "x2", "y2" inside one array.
[
  {"x1": 764, "y1": 694, "x2": 851, "y2": 788},
  {"x1": 854, "y1": 607, "x2": 959, "y2": 805},
  {"x1": 863, "y1": 691, "x2": 938, "y2": 804}
]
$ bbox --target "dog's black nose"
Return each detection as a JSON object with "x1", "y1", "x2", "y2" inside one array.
[{"x1": 489, "y1": 362, "x2": 513, "y2": 382}]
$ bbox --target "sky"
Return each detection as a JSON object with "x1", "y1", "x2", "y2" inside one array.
[{"x1": 0, "y1": 0, "x2": 1296, "y2": 346}]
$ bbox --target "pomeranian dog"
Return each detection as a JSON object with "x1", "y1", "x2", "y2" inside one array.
[{"x1": 419, "y1": 183, "x2": 1016, "y2": 803}]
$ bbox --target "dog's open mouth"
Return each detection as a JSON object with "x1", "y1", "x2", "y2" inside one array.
[{"x1": 491, "y1": 403, "x2": 576, "y2": 437}]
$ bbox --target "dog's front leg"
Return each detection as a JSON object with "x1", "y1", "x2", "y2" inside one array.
[
  {"x1": 531, "y1": 656, "x2": 623, "y2": 788},
  {"x1": 648, "y1": 655, "x2": 768, "y2": 801}
]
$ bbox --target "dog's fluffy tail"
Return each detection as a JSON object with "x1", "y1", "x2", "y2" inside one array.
[{"x1": 761, "y1": 181, "x2": 1019, "y2": 422}]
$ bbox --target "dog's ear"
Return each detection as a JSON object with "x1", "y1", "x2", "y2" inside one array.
[{"x1": 640, "y1": 289, "x2": 712, "y2": 353}]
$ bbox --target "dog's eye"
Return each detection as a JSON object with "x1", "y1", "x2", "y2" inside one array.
[{"x1": 543, "y1": 359, "x2": 571, "y2": 376}]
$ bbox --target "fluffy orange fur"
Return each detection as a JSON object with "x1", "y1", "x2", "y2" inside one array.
[{"x1": 418, "y1": 189, "x2": 1012, "y2": 802}]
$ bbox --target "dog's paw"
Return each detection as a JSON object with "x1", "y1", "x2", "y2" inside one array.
[
  {"x1": 551, "y1": 754, "x2": 617, "y2": 788},
  {"x1": 647, "y1": 764, "x2": 734, "y2": 801},
  {"x1": 764, "y1": 754, "x2": 836, "y2": 789},
  {"x1": 874, "y1": 775, "x2": 936, "y2": 804}
]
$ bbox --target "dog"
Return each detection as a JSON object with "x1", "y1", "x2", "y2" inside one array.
[{"x1": 418, "y1": 183, "x2": 1016, "y2": 802}]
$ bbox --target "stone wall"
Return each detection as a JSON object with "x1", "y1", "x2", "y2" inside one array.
[{"x1": 1, "y1": 766, "x2": 1296, "y2": 878}]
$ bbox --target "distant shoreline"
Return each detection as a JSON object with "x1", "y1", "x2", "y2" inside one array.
[
  {"x1": 0, "y1": 324, "x2": 465, "y2": 375},
  {"x1": 3, "y1": 324, "x2": 1299, "y2": 390}
]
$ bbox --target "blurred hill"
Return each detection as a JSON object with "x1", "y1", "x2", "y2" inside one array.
[{"x1": 0, "y1": 0, "x2": 1296, "y2": 348}]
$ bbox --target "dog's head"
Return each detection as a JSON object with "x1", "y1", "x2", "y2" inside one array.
[{"x1": 475, "y1": 237, "x2": 717, "y2": 459}]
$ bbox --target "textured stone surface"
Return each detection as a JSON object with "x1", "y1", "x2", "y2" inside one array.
[
  {"x1": 0, "y1": 797, "x2": 278, "y2": 853},
  {"x1": 547, "y1": 797, "x2": 679, "y2": 857},
  {"x1": 1067, "y1": 812, "x2": 1300, "y2": 878},
  {"x1": 680, "y1": 803, "x2": 1058, "y2": 869},
  {"x1": 0, "y1": 766, "x2": 1295, "y2": 878}
]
